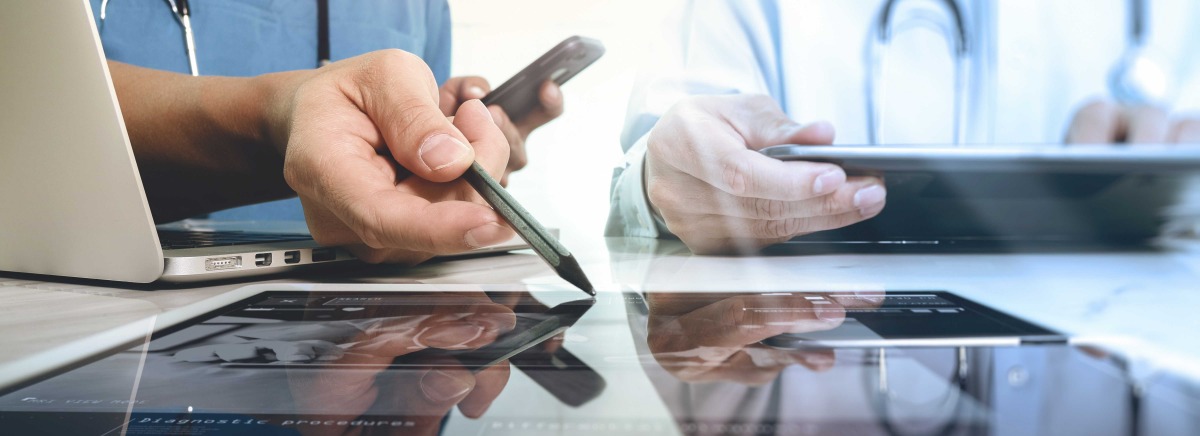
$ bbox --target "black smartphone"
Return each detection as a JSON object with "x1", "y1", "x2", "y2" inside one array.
[
  {"x1": 481, "y1": 35, "x2": 605, "y2": 122},
  {"x1": 384, "y1": 296, "x2": 595, "y2": 372}
]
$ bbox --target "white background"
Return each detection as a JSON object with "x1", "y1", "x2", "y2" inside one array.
[{"x1": 448, "y1": 0, "x2": 684, "y2": 253}]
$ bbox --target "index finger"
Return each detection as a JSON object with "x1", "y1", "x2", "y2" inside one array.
[
  {"x1": 513, "y1": 80, "x2": 565, "y2": 135},
  {"x1": 656, "y1": 98, "x2": 844, "y2": 201},
  {"x1": 439, "y1": 76, "x2": 492, "y2": 115},
  {"x1": 457, "y1": 360, "x2": 511, "y2": 418}
]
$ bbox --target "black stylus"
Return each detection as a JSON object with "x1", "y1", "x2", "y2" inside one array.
[{"x1": 461, "y1": 162, "x2": 596, "y2": 296}]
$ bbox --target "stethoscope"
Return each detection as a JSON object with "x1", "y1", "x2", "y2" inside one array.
[
  {"x1": 865, "y1": 347, "x2": 970, "y2": 436},
  {"x1": 98, "y1": 0, "x2": 333, "y2": 76},
  {"x1": 866, "y1": 347, "x2": 1155, "y2": 436},
  {"x1": 1109, "y1": 0, "x2": 1170, "y2": 106},
  {"x1": 865, "y1": 0, "x2": 976, "y2": 146},
  {"x1": 865, "y1": 0, "x2": 1163, "y2": 146}
]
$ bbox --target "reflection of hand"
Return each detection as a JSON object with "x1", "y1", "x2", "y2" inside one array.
[
  {"x1": 438, "y1": 76, "x2": 565, "y2": 185},
  {"x1": 174, "y1": 340, "x2": 344, "y2": 363},
  {"x1": 349, "y1": 297, "x2": 518, "y2": 355},
  {"x1": 283, "y1": 292, "x2": 517, "y2": 436},
  {"x1": 267, "y1": 51, "x2": 516, "y2": 265},
  {"x1": 644, "y1": 292, "x2": 883, "y2": 385},
  {"x1": 286, "y1": 354, "x2": 512, "y2": 436},
  {"x1": 645, "y1": 95, "x2": 886, "y2": 254},
  {"x1": 1066, "y1": 99, "x2": 1200, "y2": 144}
]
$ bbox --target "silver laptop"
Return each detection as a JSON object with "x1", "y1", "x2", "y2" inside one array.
[{"x1": 0, "y1": 0, "x2": 524, "y2": 283}]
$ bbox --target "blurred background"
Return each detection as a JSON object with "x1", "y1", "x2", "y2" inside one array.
[
  {"x1": 447, "y1": 0, "x2": 1200, "y2": 251},
  {"x1": 448, "y1": 0, "x2": 683, "y2": 253}
]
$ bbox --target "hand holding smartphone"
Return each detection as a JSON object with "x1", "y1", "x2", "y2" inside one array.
[{"x1": 481, "y1": 36, "x2": 605, "y2": 122}]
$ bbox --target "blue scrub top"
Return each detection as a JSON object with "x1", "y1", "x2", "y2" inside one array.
[{"x1": 90, "y1": 0, "x2": 452, "y2": 221}]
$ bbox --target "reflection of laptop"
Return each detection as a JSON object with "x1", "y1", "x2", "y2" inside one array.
[
  {"x1": 762, "y1": 145, "x2": 1200, "y2": 248},
  {"x1": 0, "y1": 0, "x2": 523, "y2": 283}
]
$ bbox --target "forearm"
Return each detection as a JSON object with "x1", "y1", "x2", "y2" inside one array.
[{"x1": 108, "y1": 61, "x2": 311, "y2": 222}]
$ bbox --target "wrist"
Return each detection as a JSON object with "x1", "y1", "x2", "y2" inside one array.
[{"x1": 249, "y1": 69, "x2": 317, "y2": 157}]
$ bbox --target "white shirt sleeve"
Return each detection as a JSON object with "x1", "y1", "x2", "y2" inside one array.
[
  {"x1": 605, "y1": 133, "x2": 669, "y2": 238},
  {"x1": 607, "y1": 0, "x2": 783, "y2": 238}
]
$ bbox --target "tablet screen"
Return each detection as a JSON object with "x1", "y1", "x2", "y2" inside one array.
[
  {"x1": 760, "y1": 291, "x2": 1064, "y2": 348},
  {"x1": 760, "y1": 145, "x2": 1200, "y2": 245},
  {"x1": 0, "y1": 290, "x2": 595, "y2": 434}
]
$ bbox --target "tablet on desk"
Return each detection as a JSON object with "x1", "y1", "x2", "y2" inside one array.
[
  {"x1": 761, "y1": 145, "x2": 1200, "y2": 246},
  {"x1": 0, "y1": 284, "x2": 603, "y2": 435},
  {"x1": 760, "y1": 291, "x2": 1065, "y2": 349}
]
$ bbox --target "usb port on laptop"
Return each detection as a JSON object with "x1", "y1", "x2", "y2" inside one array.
[
  {"x1": 254, "y1": 253, "x2": 272, "y2": 267},
  {"x1": 311, "y1": 248, "x2": 336, "y2": 263}
]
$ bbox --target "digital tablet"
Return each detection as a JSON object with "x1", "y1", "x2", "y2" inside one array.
[
  {"x1": 760, "y1": 145, "x2": 1200, "y2": 245},
  {"x1": 760, "y1": 291, "x2": 1065, "y2": 349},
  {"x1": 0, "y1": 285, "x2": 599, "y2": 434}
]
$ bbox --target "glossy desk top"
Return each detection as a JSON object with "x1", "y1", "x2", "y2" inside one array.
[{"x1": 2, "y1": 236, "x2": 1200, "y2": 435}]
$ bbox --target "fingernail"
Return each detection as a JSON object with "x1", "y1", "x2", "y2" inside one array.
[
  {"x1": 465, "y1": 222, "x2": 506, "y2": 248},
  {"x1": 420, "y1": 369, "x2": 473, "y2": 402},
  {"x1": 543, "y1": 83, "x2": 561, "y2": 101},
  {"x1": 853, "y1": 185, "x2": 886, "y2": 208},
  {"x1": 418, "y1": 134, "x2": 470, "y2": 172},
  {"x1": 812, "y1": 170, "x2": 843, "y2": 195},
  {"x1": 466, "y1": 86, "x2": 486, "y2": 99}
]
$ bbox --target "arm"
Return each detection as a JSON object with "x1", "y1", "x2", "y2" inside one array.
[
  {"x1": 113, "y1": 50, "x2": 517, "y2": 264},
  {"x1": 609, "y1": 0, "x2": 783, "y2": 239},
  {"x1": 109, "y1": 61, "x2": 306, "y2": 222}
]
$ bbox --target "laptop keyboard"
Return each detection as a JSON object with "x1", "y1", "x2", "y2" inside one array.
[{"x1": 157, "y1": 230, "x2": 312, "y2": 250}]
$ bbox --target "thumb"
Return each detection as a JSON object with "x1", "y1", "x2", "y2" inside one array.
[{"x1": 355, "y1": 51, "x2": 475, "y2": 183}]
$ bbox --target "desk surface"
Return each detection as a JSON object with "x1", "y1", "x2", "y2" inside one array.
[{"x1": 2, "y1": 236, "x2": 1200, "y2": 434}]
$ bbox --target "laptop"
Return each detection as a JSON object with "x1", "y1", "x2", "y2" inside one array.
[{"x1": 0, "y1": 0, "x2": 524, "y2": 283}]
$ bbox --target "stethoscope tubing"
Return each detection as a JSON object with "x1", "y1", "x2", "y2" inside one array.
[{"x1": 98, "y1": 0, "x2": 332, "y2": 76}]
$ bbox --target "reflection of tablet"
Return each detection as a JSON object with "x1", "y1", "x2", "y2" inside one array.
[
  {"x1": 761, "y1": 145, "x2": 1200, "y2": 245},
  {"x1": 0, "y1": 285, "x2": 600, "y2": 434},
  {"x1": 761, "y1": 291, "x2": 1065, "y2": 349},
  {"x1": 221, "y1": 297, "x2": 594, "y2": 373}
]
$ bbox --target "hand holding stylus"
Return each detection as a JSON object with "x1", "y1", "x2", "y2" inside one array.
[{"x1": 272, "y1": 51, "x2": 518, "y2": 265}]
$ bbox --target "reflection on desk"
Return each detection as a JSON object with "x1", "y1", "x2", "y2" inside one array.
[
  {"x1": 1, "y1": 288, "x2": 1197, "y2": 435},
  {"x1": 627, "y1": 291, "x2": 1200, "y2": 436}
]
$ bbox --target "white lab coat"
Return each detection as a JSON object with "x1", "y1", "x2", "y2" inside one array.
[{"x1": 607, "y1": 0, "x2": 1200, "y2": 238}]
